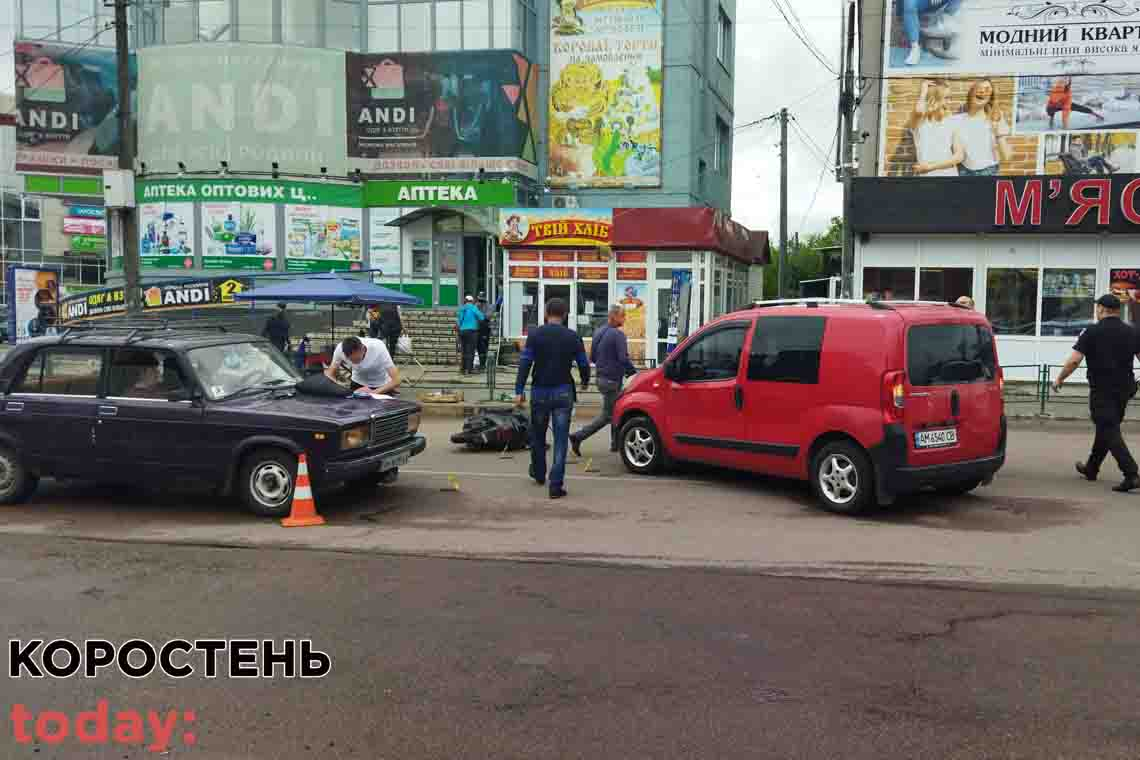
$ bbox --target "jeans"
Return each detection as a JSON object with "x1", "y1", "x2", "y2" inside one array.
[
  {"x1": 530, "y1": 388, "x2": 574, "y2": 490},
  {"x1": 477, "y1": 328, "x2": 490, "y2": 369},
  {"x1": 1088, "y1": 389, "x2": 1138, "y2": 478},
  {"x1": 459, "y1": 329, "x2": 478, "y2": 373},
  {"x1": 959, "y1": 164, "x2": 999, "y2": 176},
  {"x1": 572, "y1": 376, "x2": 622, "y2": 450},
  {"x1": 901, "y1": 0, "x2": 961, "y2": 44}
]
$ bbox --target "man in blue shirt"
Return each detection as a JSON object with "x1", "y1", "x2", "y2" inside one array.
[
  {"x1": 515, "y1": 298, "x2": 590, "y2": 499},
  {"x1": 456, "y1": 294, "x2": 486, "y2": 374},
  {"x1": 570, "y1": 304, "x2": 637, "y2": 456}
]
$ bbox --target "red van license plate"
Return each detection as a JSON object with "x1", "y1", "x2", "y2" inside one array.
[{"x1": 915, "y1": 428, "x2": 958, "y2": 449}]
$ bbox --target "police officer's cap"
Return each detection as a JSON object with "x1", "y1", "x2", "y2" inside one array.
[{"x1": 1096, "y1": 294, "x2": 1122, "y2": 310}]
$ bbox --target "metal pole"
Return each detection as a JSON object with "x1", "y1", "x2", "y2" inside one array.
[
  {"x1": 114, "y1": 0, "x2": 141, "y2": 315},
  {"x1": 840, "y1": 0, "x2": 857, "y2": 298},
  {"x1": 778, "y1": 107, "x2": 788, "y2": 300}
]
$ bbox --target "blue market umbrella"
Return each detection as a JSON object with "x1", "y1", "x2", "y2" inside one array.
[{"x1": 234, "y1": 272, "x2": 421, "y2": 344}]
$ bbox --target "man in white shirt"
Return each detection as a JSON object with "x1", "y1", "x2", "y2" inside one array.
[{"x1": 324, "y1": 336, "x2": 400, "y2": 395}]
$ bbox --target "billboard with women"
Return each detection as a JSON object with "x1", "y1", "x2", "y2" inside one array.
[{"x1": 879, "y1": 0, "x2": 1140, "y2": 179}]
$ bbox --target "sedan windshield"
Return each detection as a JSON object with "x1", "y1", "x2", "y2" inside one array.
[{"x1": 188, "y1": 342, "x2": 300, "y2": 401}]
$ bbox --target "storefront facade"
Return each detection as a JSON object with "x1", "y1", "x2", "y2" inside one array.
[
  {"x1": 499, "y1": 207, "x2": 765, "y2": 365},
  {"x1": 854, "y1": 0, "x2": 1140, "y2": 377}
]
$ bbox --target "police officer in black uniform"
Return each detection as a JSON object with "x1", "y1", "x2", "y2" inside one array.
[{"x1": 1053, "y1": 293, "x2": 1140, "y2": 493}]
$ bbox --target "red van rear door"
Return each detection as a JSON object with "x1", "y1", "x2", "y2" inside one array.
[{"x1": 904, "y1": 321, "x2": 1002, "y2": 466}]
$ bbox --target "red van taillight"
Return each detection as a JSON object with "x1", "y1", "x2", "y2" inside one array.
[{"x1": 882, "y1": 370, "x2": 906, "y2": 422}]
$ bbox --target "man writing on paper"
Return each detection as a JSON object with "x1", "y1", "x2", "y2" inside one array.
[{"x1": 325, "y1": 336, "x2": 401, "y2": 396}]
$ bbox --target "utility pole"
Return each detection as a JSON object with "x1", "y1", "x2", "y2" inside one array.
[
  {"x1": 778, "y1": 107, "x2": 788, "y2": 300},
  {"x1": 114, "y1": 0, "x2": 140, "y2": 315},
  {"x1": 839, "y1": 0, "x2": 857, "y2": 298}
]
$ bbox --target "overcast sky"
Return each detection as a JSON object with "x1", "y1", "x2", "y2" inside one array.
[{"x1": 729, "y1": 2, "x2": 845, "y2": 241}]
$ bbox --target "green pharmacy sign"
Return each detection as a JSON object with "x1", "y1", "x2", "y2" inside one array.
[
  {"x1": 136, "y1": 178, "x2": 362, "y2": 207},
  {"x1": 363, "y1": 180, "x2": 516, "y2": 207}
]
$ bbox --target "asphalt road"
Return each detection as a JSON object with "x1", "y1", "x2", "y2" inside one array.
[
  {"x1": 2, "y1": 534, "x2": 1139, "y2": 760},
  {"x1": 3, "y1": 421, "x2": 1140, "y2": 590}
]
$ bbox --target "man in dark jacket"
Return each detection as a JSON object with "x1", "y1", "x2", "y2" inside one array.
[
  {"x1": 570, "y1": 304, "x2": 636, "y2": 455},
  {"x1": 1054, "y1": 293, "x2": 1140, "y2": 492},
  {"x1": 372, "y1": 303, "x2": 402, "y2": 359},
  {"x1": 476, "y1": 292, "x2": 493, "y2": 369},
  {"x1": 262, "y1": 303, "x2": 290, "y2": 354},
  {"x1": 515, "y1": 298, "x2": 590, "y2": 499}
]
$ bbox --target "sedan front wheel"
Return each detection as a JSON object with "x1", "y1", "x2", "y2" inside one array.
[{"x1": 238, "y1": 448, "x2": 297, "y2": 518}]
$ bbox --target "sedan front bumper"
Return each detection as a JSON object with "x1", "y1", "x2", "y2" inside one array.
[{"x1": 323, "y1": 435, "x2": 427, "y2": 481}]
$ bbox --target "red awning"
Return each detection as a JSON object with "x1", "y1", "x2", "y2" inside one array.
[{"x1": 612, "y1": 208, "x2": 767, "y2": 265}]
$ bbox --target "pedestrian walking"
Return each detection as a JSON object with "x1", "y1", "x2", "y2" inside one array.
[
  {"x1": 514, "y1": 298, "x2": 590, "y2": 499},
  {"x1": 456, "y1": 294, "x2": 486, "y2": 374},
  {"x1": 262, "y1": 303, "x2": 291, "y2": 354},
  {"x1": 1053, "y1": 293, "x2": 1140, "y2": 492},
  {"x1": 476, "y1": 292, "x2": 493, "y2": 370},
  {"x1": 570, "y1": 304, "x2": 637, "y2": 456}
]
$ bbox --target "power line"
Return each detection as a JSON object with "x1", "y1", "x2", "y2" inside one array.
[
  {"x1": 798, "y1": 123, "x2": 842, "y2": 237},
  {"x1": 767, "y1": 0, "x2": 838, "y2": 76}
]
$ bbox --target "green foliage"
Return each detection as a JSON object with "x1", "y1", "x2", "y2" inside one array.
[{"x1": 761, "y1": 217, "x2": 844, "y2": 298}]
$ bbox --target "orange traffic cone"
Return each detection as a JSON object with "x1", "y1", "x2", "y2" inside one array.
[{"x1": 280, "y1": 453, "x2": 325, "y2": 528}]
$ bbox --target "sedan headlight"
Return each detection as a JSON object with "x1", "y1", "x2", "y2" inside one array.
[
  {"x1": 340, "y1": 424, "x2": 370, "y2": 450},
  {"x1": 407, "y1": 412, "x2": 421, "y2": 434}
]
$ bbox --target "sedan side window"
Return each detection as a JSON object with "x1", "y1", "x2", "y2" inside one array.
[
  {"x1": 108, "y1": 349, "x2": 189, "y2": 400},
  {"x1": 11, "y1": 349, "x2": 103, "y2": 396},
  {"x1": 677, "y1": 326, "x2": 748, "y2": 382}
]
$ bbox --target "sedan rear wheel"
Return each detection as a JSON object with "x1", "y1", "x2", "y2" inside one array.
[{"x1": 0, "y1": 445, "x2": 38, "y2": 505}]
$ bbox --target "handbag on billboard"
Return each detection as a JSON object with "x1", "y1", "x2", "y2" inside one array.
[
  {"x1": 22, "y1": 56, "x2": 66, "y2": 103},
  {"x1": 366, "y1": 59, "x2": 405, "y2": 100}
]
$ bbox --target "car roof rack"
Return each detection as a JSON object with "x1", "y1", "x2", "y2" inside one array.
[
  {"x1": 57, "y1": 320, "x2": 229, "y2": 345},
  {"x1": 749, "y1": 298, "x2": 966, "y2": 311}
]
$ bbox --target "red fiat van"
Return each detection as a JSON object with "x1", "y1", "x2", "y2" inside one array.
[{"x1": 612, "y1": 300, "x2": 1006, "y2": 514}]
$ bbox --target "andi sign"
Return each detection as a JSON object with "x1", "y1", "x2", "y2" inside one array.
[{"x1": 363, "y1": 180, "x2": 515, "y2": 207}]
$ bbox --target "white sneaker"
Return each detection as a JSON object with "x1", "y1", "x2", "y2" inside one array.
[{"x1": 905, "y1": 43, "x2": 922, "y2": 65}]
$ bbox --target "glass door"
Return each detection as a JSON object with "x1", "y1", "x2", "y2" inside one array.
[{"x1": 541, "y1": 282, "x2": 573, "y2": 329}]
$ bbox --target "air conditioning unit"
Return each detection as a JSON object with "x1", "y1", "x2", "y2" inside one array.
[{"x1": 551, "y1": 195, "x2": 579, "y2": 209}]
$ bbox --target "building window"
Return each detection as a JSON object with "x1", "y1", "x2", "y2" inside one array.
[
  {"x1": 714, "y1": 117, "x2": 730, "y2": 173},
  {"x1": 22, "y1": 0, "x2": 57, "y2": 38},
  {"x1": 283, "y1": 0, "x2": 321, "y2": 46},
  {"x1": 401, "y1": 2, "x2": 431, "y2": 51},
  {"x1": 577, "y1": 282, "x2": 609, "y2": 339},
  {"x1": 163, "y1": 1, "x2": 197, "y2": 44},
  {"x1": 199, "y1": 0, "x2": 232, "y2": 42},
  {"x1": 463, "y1": 0, "x2": 491, "y2": 49},
  {"x1": 369, "y1": 2, "x2": 398, "y2": 51},
  {"x1": 1041, "y1": 268, "x2": 1095, "y2": 337},
  {"x1": 919, "y1": 267, "x2": 972, "y2": 303},
  {"x1": 863, "y1": 267, "x2": 915, "y2": 301},
  {"x1": 435, "y1": 1, "x2": 462, "y2": 50},
  {"x1": 697, "y1": 159, "x2": 707, "y2": 197},
  {"x1": 238, "y1": 0, "x2": 276, "y2": 42},
  {"x1": 986, "y1": 268, "x2": 1038, "y2": 336},
  {"x1": 493, "y1": 0, "x2": 513, "y2": 48},
  {"x1": 326, "y1": 0, "x2": 363, "y2": 50},
  {"x1": 716, "y1": 6, "x2": 732, "y2": 69}
]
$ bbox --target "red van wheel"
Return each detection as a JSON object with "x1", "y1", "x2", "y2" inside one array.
[
  {"x1": 619, "y1": 416, "x2": 664, "y2": 475},
  {"x1": 810, "y1": 441, "x2": 874, "y2": 515}
]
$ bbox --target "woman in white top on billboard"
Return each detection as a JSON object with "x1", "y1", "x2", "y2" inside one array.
[
  {"x1": 953, "y1": 78, "x2": 1011, "y2": 176},
  {"x1": 907, "y1": 79, "x2": 963, "y2": 176}
]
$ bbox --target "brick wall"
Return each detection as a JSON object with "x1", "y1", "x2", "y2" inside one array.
[{"x1": 881, "y1": 76, "x2": 1039, "y2": 177}]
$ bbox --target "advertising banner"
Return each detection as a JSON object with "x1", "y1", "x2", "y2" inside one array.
[
  {"x1": 6, "y1": 266, "x2": 59, "y2": 343},
  {"x1": 59, "y1": 276, "x2": 251, "y2": 323},
  {"x1": 666, "y1": 269, "x2": 692, "y2": 353},
  {"x1": 13, "y1": 41, "x2": 136, "y2": 175},
  {"x1": 618, "y1": 282, "x2": 647, "y2": 340},
  {"x1": 137, "y1": 178, "x2": 361, "y2": 207},
  {"x1": 363, "y1": 180, "x2": 516, "y2": 207},
  {"x1": 1110, "y1": 268, "x2": 1140, "y2": 304},
  {"x1": 70, "y1": 234, "x2": 106, "y2": 253},
  {"x1": 201, "y1": 202, "x2": 277, "y2": 270},
  {"x1": 548, "y1": 0, "x2": 664, "y2": 189},
  {"x1": 138, "y1": 43, "x2": 346, "y2": 176},
  {"x1": 62, "y1": 217, "x2": 106, "y2": 236},
  {"x1": 368, "y1": 210, "x2": 402, "y2": 276},
  {"x1": 285, "y1": 206, "x2": 363, "y2": 272},
  {"x1": 139, "y1": 202, "x2": 195, "y2": 269},
  {"x1": 499, "y1": 208, "x2": 613, "y2": 246},
  {"x1": 346, "y1": 51, "x2": 539, "y2": 177},
  {"x1": 883, "y1": 1, "x2": 1140, "y2": 76}
]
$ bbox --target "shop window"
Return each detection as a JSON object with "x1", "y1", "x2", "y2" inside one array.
[
  {"x1": 919, "y1": 267, "x2": 972, "y2": 304},
  {"x1": 163, "y1": 1, "x2": 196, "y2": 43},
  {"x1": 435, "y1": 1, "x2": 462, "y2": 50},
  {"x1": 521, "y1": 282, "x2": 538, "y2": 335},
  {"x1": 863, "y1": 267, "x2": 915, "y2": 301},
  {"x1": 22, "y1": 1, "x2": 57, "y2": 38},
  {"x1": 239, "y1": 0, "x2": 275, "y2": 42},
  {"x1": 1041, "y1": 268, "x2": 1095, "y2": 337},
  {"x1": 577, "y1": 282, "x2": 609, "y2": 339},
  {"x1": 464, "y1": 0, "x2": 491, "y2": 49},
  {"x1": 326, "y1": 0, "x2": 363, "y2": 50},
  {"x1": 986, "y1": 268, "x2": 1039, "y2": 336},
  {"x1": 749, "y1": 316, "x2": 826, "y2": 384},
  {"x1": 401, "y1": 2, "x2": 431, "y2": 51},
  {"x1": 493, "y1": 0, "x2": 513, "y2": 48},
  {"x1": 199, "y1": 0, "x2": 232, "y2": 42}
]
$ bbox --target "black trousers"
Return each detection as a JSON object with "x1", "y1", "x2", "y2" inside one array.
[
  {"x1": 459, "y1": 330, "x2": 478, "y2": 373},
  {"x1": 476, "y1": 328, "x2": 490, "y2": 368},
  {"x1": 1088, "y1": 389, "x2": 1138, "y2": 478},
  {"x1": 383, "y1": 332, "x2": 399, "y2": 359}
]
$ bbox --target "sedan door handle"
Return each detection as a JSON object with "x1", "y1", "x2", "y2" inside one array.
[
  {"x1": 98, "y1": 405, "x2": 118, "y2": 417},
  {"x1": 4, "y1": 402, "x2": 23, "y2": 413}
]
